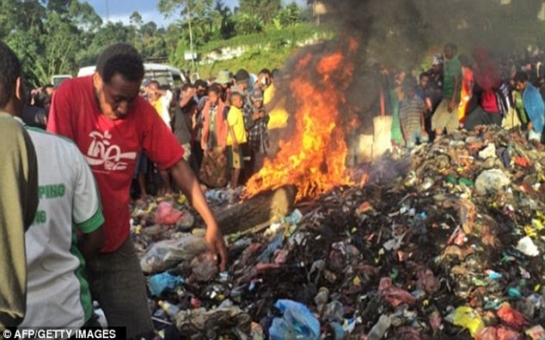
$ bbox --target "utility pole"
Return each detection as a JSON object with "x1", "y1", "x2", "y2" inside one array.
[
  {"x1": 105, "y1": 0, "x2": 110, "y2": 22},
  {"x1": 187, "y1": 2, "x2": 195, "y2": 71}
]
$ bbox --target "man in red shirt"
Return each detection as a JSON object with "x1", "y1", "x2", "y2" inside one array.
[{"x1": 47, "y1": 43, "x2": 227, "y2": 338}]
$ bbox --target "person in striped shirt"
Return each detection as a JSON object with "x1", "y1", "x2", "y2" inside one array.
[{"x1": 400, "y1": 80, "x2": 429, "y2": 148}]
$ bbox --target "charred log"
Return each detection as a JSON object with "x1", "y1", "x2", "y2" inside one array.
[{"x1": 214, "y1": 185, "x2": 297, "y2": 235}]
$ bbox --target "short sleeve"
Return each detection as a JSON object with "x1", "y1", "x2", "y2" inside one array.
[
  {"x1": 72, "y1": 146, "x2": 104, "y2": 234},
  {"x1": 227, "y1": 107, "x2": 238, "y2": 126},
  {"x1": 47, "y1": 81, "x2": 75, "y2": 140}
]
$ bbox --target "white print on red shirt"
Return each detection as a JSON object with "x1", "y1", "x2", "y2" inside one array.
[{"x1": 85, "y1": 130, "x2": 137, "y2": 172}]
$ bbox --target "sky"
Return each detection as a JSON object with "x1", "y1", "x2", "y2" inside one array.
[{"x1": 86, "y1": 0, "x2": 306, "y2": 27}]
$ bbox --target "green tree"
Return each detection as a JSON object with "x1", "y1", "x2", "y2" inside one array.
[
  {"x1": 233, "y1": 13, "x2": 264, "y2": 35},
  {"x1": 239, "y1": 0, "x2": 281, "y2": 24},
  {"x1": 273, "y1": 2, "x2": 302, "y2": 29},
  {"x1": 130, "y1": 11, "x2": 144, "y2": 28},
  {"x1": 158, "y1": 0, "x2": 215, "y2": 68}
]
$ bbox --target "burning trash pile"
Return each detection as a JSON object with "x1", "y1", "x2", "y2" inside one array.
[{"x1": 130, "y1": 125, "x2": 545, "y2": 339}]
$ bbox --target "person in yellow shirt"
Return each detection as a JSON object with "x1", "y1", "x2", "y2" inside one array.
[
  {"x1": 145, "y1": 80, "x2": 173, "y2": 196},
  {"x1": 226, "y1": 90, "x2": 247, "y2": 189}
]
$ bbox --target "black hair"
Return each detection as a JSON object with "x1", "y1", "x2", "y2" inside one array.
[
  {"x1": 95, "y1": 43, "x2": 144, "y2": 84},
  {"x1": 43, "y1": 84, "x2": 54, "y2": 89},
  {"x1": 147, "y1": 80, "x2": 160, "y2": 88},
  {"x1": 419, "y1": 71, "x2": 430, "y2": 81},
  {"x1": 0, "y1": 40, "x2": 22, "y2": 109},
  {"x1": 208, "y1": 83, "x2": 222, "y2": 95},
  {"x1": 514, "y1": 71, "x2": 528, "y2": 83},
  {"x1": 445, "y1": 43, "x2": 457, "y2": 51},
  {"x1": 181, "y1": 83, "x2": 195, "y2": 92},
  {"x1": 194, "y1": 79, "x2": 207, "y2": 88},
  {"x1": 459, "y1": 54, "x2": 471, "y2": 67},
  {"x1": 259, "y1": 68, "x2": 272, "y2": 76}
]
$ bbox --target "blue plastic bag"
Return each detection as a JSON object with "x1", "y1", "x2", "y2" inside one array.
[
  {"x1": 148, "y1": 272, "x2": 184, "y2": 296},
  {"x1": 269, "y1": 299, "x2": 320, "y2": 340}
]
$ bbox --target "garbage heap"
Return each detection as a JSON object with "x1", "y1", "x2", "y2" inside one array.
[{"x1": 132, "y1": 126, "x2": 545, "y2": 339}]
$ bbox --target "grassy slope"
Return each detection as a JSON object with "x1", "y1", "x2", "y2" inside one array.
[{"x1": 191, "y1": 23, "x2": 332, "y2": 78}]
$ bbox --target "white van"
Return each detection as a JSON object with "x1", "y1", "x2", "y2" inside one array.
[
  {"x1": 77, "y1": 63, "x2": 187, "y2": 88},
  {"x1": 51, "y1": 74, "x2": 72, "y2": 88}
]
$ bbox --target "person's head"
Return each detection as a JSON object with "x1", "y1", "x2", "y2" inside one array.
[
  {"x1": 230, "y1": 91, "x2": 244, "y2": 108},
  {"x1": 43, "y1": 84, "x2": 54, "y2": 97},
  {"x1": 216, "y1": 70, "x2": 232, "y2": 88},
  {"x1": 0, "y1": 40, "x2": 24, "y2": 116},
  {"x1": 194, "y1": 79, "x2": 208, "y2": 98},
  {"x1": 93, "y1": 43, "x2": 145, "y2": 119},
  {"x1": 431, "y1": 53, "x2": 443, "y2": 73},
  {"x1": 181, "y1": 83, "x2": 195, "y2": 97},
  {"x1": 444, "y1": 43, "x2": 457, "y2": 60},
  {"x1": 258, "y1": 68, "x2": 272, "y2": 89},
  {"x1": 146, "y1": 80, "x2": 161, "y2": 100},
  {"x1": 419, "y1": 72, "x2": 430, "y2": 88},
  {"x1": 250, "y1": 88, "x2": 264, "y2": 108},
  {"x1": 180, "y1": 83, "x2": 195, "y2": 105},
  {"x1": 514, "y1": 71, "x2": 529, "y2": 92},
  {"x1": 234, "y1": 69, "x2": 250, "y2": 91},
  {"x1": 459, "y1": 54, "x2": 471, "y2": 67},
  {"x1": 403, "y1": 80, "x2": 417, "y2": 98},
  {"x1": 208, "y1": 83, "x2": 222, "y2": 105},
  {"x1": 179, "y1": 83, "x2": 196, "y2": 108}
]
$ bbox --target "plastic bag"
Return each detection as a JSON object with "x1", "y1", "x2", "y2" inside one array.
[
  {"x1": 154, "y1": 201, "x2": 184, "y2": 225},
  {"x1": 190, "y1": 251, "x2": 219, "y2": 282},
  {"x1": 497, "y1": 304, "x2": 528, "y2": 328},
  {"x1": 175, "y1": 306, "x2": 252, "y2": 338},
  {"x1": 379, "y1": 277, "x2": 417, "y2": 307},
  {"x1": 452, "y1": 306, "x2": 485, "y2": 337},
  {"x1": 269, "y1": 299, "x2": 320, "y2": 340},
  {"x1": 149, "y1": 272, "x2": 184, "y2": 296},
  {"x1": 140, "y1": 234, "x2": 209, "y2": 274}
]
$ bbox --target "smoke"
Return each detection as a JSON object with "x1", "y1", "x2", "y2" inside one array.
[
  {"x1": 273, "y1": 0, "x2": 545, "y2": 129},
  {"x1": 320, "y1": 0, "x2": 544, "y2": 65}
]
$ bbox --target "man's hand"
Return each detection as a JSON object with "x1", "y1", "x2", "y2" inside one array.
[
  {"x1": 169, "y1": 160, "x2": 229, "y2": 272},
  {"x1": 205, "y1": 224, "x2": 228, "y2": 271}
]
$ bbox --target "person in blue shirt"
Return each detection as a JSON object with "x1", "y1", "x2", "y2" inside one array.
[{"x1": 514, "y1": 71, "x2": 545, "y2": 142}]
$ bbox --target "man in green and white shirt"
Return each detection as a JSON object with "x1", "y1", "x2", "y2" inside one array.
[{"x1": 18, "y1": 125, "x2": 105, "y2": 328}]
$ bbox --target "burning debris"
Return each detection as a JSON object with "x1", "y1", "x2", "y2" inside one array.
[
  {"x1": 131, "y1": 126, "x2": 545, "y2": 339},
  {"x1": 245, "y1": 42, "x2": 358, "y2": 202}
]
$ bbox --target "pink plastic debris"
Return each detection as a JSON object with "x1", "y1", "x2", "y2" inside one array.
[
  {"x1": 378, "y1": 277, "x2": 416, "y2": 307},
  {"x1": 154, "y1": 201, "x2": 184, "y2": 225}
]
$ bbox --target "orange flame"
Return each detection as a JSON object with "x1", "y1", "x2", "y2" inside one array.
[{"x1": 245, "y1": 46, "x2": 358, "y2": 201}]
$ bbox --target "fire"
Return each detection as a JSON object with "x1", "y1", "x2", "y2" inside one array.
[{"x1": 245, "y1": 46, "x2": 358, "y2": 201}]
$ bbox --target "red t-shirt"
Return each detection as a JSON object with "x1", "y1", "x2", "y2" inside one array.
[
  {"x1": 475, "y1": 63, "x2": 501, "y2": 114},
  {"x1": 47, "y1": 76, "x2": 184, "y2": 252}
]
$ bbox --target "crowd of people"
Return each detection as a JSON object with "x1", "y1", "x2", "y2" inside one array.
[
  {"x1": 3, "y1": 36, "x2": 545, "y2": 337},
  {"x1": 370, "y1": 43, "x2": 545, "y2": 154},
  {"x1": 1, "y1": 41, "x2": 226, "y2": 338},
  {"x1": 129, "y1": 66, "x2": 286, "y2": 202}
]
